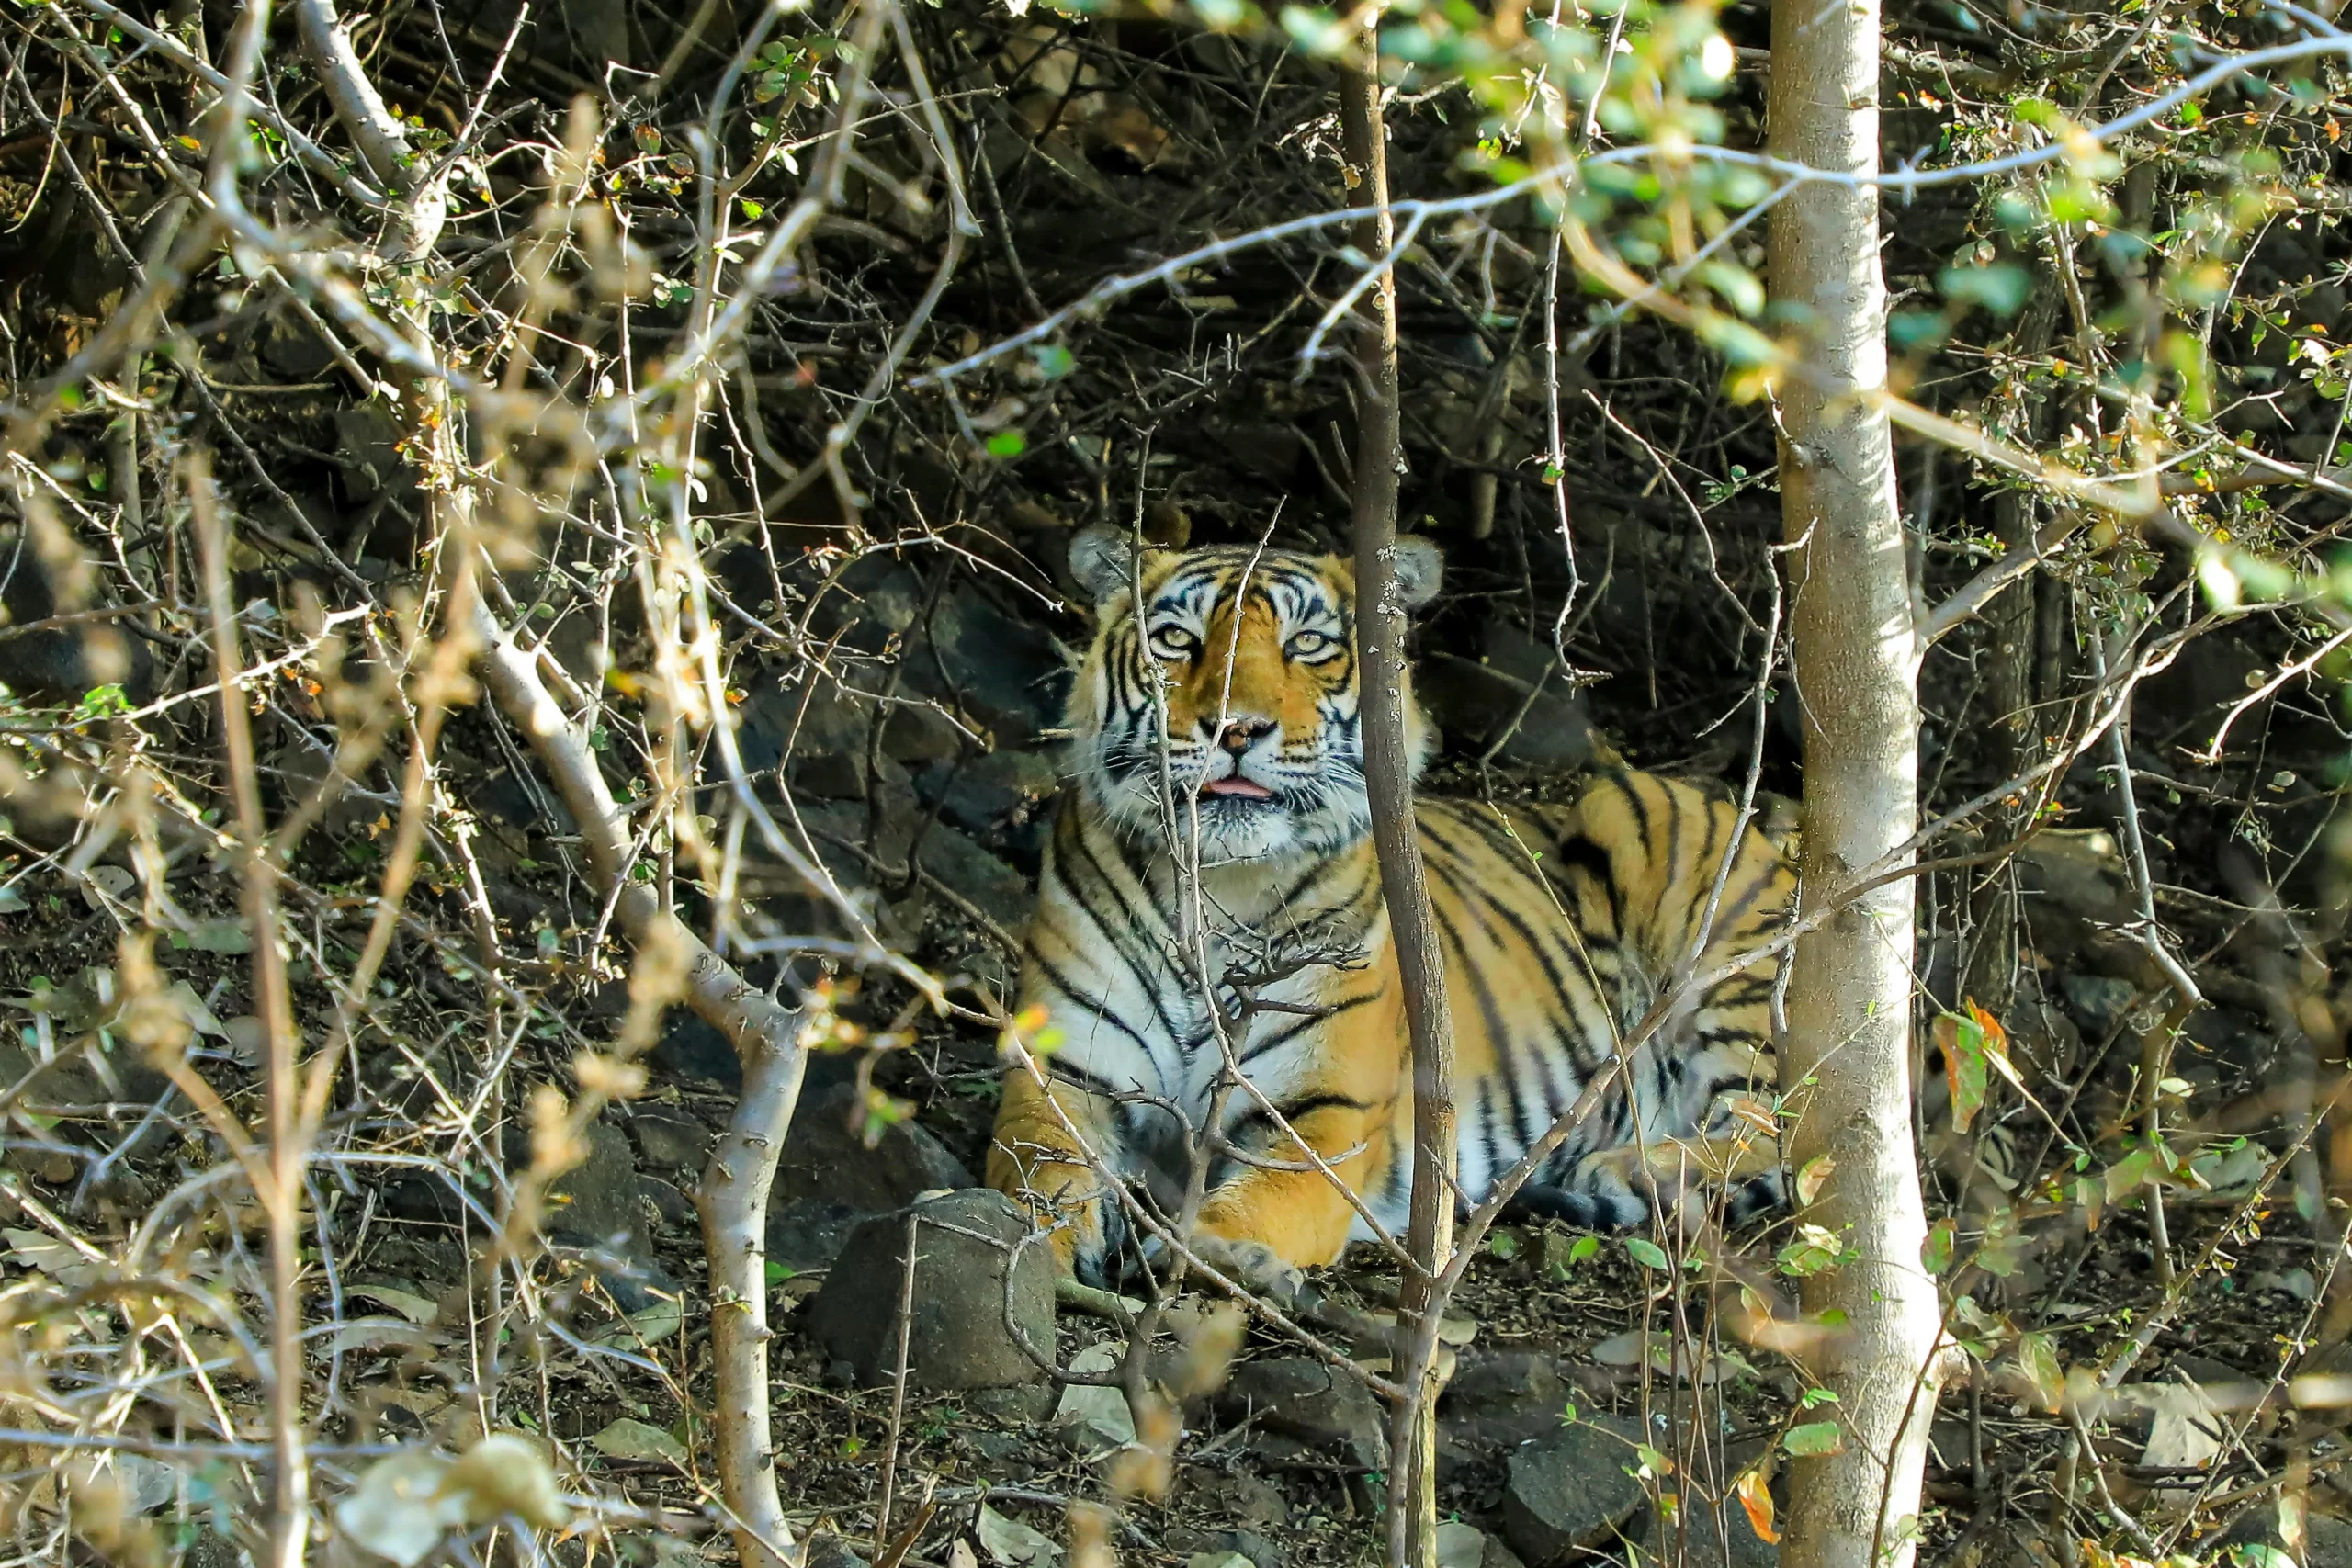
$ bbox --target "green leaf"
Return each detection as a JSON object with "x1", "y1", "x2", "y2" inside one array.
[
  {"x1": 985, "y1": 429, "x2": 1027, "y2": 459},
  {"x1": 2017, "y1": 1331, "x2": 2064, "y2": 1413},
  {"x1": 1939, "y1": 263, "x2": 2031, "y2": 317},
  {"x1": 739, "y1": 198, "x2": 765, "y2": 220},
  {"x1": 1783, "y1": 1420, "x2": 1844, "y2": 1458},
  {"x1": 1920, "y1": 1217, "x2": 1956, "y2": 1276},
  {"x1": 1797, "y1": 1386, "x2": 1839, "y2": 1410},
  {"x1": 1625, "y1": 1237, "x2": 1670, "y2": 1270},
  {"x1": 1487, "y1": 1231, "x2": 1521, "y2": 1261}
]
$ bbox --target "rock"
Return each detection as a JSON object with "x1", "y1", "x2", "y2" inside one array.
[
  {"x1": 2014, "y1": 831, "x2": 2154, "y2": 984},
  {"x1": 1502, "y1": 1415, "x2": 1650, "y2": 1566},
  {"x1": 1481, "y1": 1538, "x2": 1527, "y2": 1568},
  {"x1": 543, "y1": 1122, "x2": 645, "y2": 1252},
  {"x1": 628, "y1": 1108, "x2": 708, "y2": 1173},
  {"x1": 539, "y1": 1121, "x2": 674, "y2": 1312},
  {"x1": 1170, "y1": 1527, "x2": 1281, "y2": 1568},
  {"x1": 1628, "y1": 1496, "x2": 1777, "y2": 1568},
  {"x1": 1436, "y1": 1524, "x2": 1526, "y2": 1568},
  {"x1": 1442, "y1": 1349, "x2": 1568, "y2": 1450},
  {"x1": 909, "y1": 826, "x2": 1033, "y2": 932},
  {"x1": 651, "y1": 1014, "x2": 740, "y2": 1089},
  {"x1": 182, "y1": 1529, "x2": 245, "y2": 1568},
  {"x1": 2059, "y1": 973, "x2": 2141, "y2": 1037},
  {"x1": 0, "y1": 526, "x2": 153, "y2": 704},
  {"x1": 804, "y1": 1532, "x2": 869, "y2": 1568},
  {"x1": 1214, "y1": 1357, "x2": 1388, "y2": 1469},
  {"x1": 803, "y1": 1189, "x2": 1055, "y2": 1390},
  {"x1": 917, "y1": 750, "x2": 1062, "y2": 869},
  {"x1": 778, "y1": 1078, "x2": 973, "y2": 1209},
  {"x1": 1416, "y1": 652, "x2": 1595, "y2": 769},
  {"x1": 771, "y1": 1198, "x2": 868, "y2": 1276},
  {"x1": 639, "y1": 1175, "x2": 696, "y2": 1232},
  {"x1": 1193, "y1": 1469, "x2": 1287, "y2": 1529}
]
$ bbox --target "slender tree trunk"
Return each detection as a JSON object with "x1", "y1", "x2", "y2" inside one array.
[
  {"x1": 1339, "y1": 57, "x2": 1457, "y2": 1568},
  {"x1": 1767, "y1": 4, "x2": 1943, "y2": 1566}
]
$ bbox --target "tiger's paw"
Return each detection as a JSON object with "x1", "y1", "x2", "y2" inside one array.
[{"x1": 1189, "y1": 1233, "x2": 1311, "y2": 1311}]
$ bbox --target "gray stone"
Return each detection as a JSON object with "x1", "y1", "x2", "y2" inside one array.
[
  {"x1": 1628, "y1": 1496, "x2": 1777, "y2": 1568},
  {"x1": 803, "y1": 1532, "x2": 867, "y2": 1568},
  {"x1": 1482, "y1": 1538, "x2": 1528, "y2": 1568},
  {"x1": 1168, "y1": 1529, "x2": 1281, "y2": 1568},
  {"x1": 1503, "y1": 1415, "x2": 1650, "y2": 1566},
  {"x1": 628, "y1": 1107, "x2": 708, "y2": 1173},
  {"x1": 639, "y1": 1175, "x2": 696, "y2": 1232},
  {"x1": 2060, "y1": 973, "x2": 2142, "y2": 1037},
  {"x1": 910, "y1": 826, "x2": 1032, "y2": 932},
  {"x1": 776, "y1": 1080, "x2": 975, "y2": 1221},
  {"x1": 1214, "y1": 1357, "x2": 1388, "y2": 1470},
  {"x1": 771, "y1": 1198, "x2": 867, "y2": 1276},
  {"x1": 1416, "y1": 653, "x2": 1596, "y2": 769},
  {"x1": 804, "y1": 1189, "x2": 1055, "y2": 1390},
  {"x1": 1193, "y1": 1469, "x2": 1288, "y2": 1529},
  {"x1": 1442, "y1": 1349, "x2": 1569, "y2": 1450},
  {"x1": 918, "y1": 750, "x2": 1062, "y2": 860},
  {"x1": 1448, "y1": 1350, "x2": 1565, "y2": 1416},
  {"x1": 544, "y1": 1122, "x2": 645, "y2": 1252}
]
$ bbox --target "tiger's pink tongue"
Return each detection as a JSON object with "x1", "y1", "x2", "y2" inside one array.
[{"x1": 1201, "y1": 776, "x2": 1273, "y2": 800}]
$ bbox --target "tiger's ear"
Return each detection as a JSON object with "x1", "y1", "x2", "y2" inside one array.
[
  {"x1": 1393, "y1": 535, "x2": 1443, "y2": 611},
  {"x1": 1067, "y1": 525, "x2": 1142, "y2": 604}
]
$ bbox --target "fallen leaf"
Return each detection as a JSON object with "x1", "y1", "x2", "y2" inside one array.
[
  {"x1": 184, "y1": 919, "x2": 254, "y2": 955},
  {"x1": 329, "y1": 1317, "x2": 439, "y2": 1358},
  {"x1": 4, "y1": 1228, "x2": 104, "y2": 1288},
  {"x1": 349, "y1": 1285, "x2": 441, "y2": 1327},
  {"x1": 596, "y1": 1298, "x2": 684, "y2": 1348},
  {"x1": 1736, "y1": 1468, "x2": 1780, "y2": 1545},
  {"x1": 78, "y1": 864, "x2": 134, "y2": 909},
  {"x1": 2140, "y1": 1380, "x2": 2225, "y2": 1488},
  {"x1": 950, "y1": 1544, "x2": 980, "y2": 1568},
  {"x1": 2017, "y1": 1332, "x2": 2064, "y2": 1414},
  {"x1": 1794, "y1": 1155, "x2": 1837, "y2": 1207},
  {"x1": 592, "y1": 1417, "x2": 691, "y2": 1470},
  {"x1": 977, "y1": 1502, "x2": 1063, "y2": 1566},
  {"x1": 1055, "y1": 1342, "x2": 1136, "y2": 1453},
  {"x1": 335, "y1": 1448, "x2": 460, "y2": 1566}
]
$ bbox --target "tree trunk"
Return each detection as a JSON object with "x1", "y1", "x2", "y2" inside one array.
[
  {"x1": 1766, "y1": 2, "x2": 1944, "y2": 1565},
  {"x1": 1339, "y1": 58, "x2": 1457, "y2": 1568}
]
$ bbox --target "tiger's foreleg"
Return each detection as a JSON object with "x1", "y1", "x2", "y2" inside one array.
[
  {"x1": 986, "y1": 1066, "x2": 1129, "y2": 1283},
  {"x1": 1182, "y1": 1099, "x2": 1395, "y2": 1300}
]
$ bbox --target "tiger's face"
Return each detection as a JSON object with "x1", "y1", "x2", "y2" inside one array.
[{"x1": 1061, "y1": 525, "x2": 1442, "y2": 863}]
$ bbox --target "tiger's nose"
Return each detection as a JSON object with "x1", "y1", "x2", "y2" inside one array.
[{"x1": 1214, "y1": 716, "x2": 1276, "y2": 755}]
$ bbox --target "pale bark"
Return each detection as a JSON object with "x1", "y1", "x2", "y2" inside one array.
[
  {"x1": 1767, "y1": 0, "x2": 1944, "y2": 1563},
  {"x1": 1339, "y1": 62, "x2": 1458, "y2": 1568},
  {"x1": 468, "y1": 600, "x2": 807, "y2": 1568}
]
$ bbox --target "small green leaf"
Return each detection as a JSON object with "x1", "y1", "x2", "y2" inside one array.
[
  {"x1": 740, "y1": 198, "x2": 765, "y2": 220},
  {"x1": 1625, "y1": 1237, "x2": 1670, "y2": 1270},
  {"x1": 1939, "y1": 262, "x2": 2030, "y2": 316},
  {"x1": 1487, "y1": 1231, "x2": 1521, "y2": 1261},
  {"x1": 1920, "y1": 1217, "x2": 1956, "y2": 1276},
  {"x1": 985, "y1": 429, "x2": 1027, "y2": 459},
  {"x1": 1783, "y1": 1420, "x2": 1844, "y2": 1458}
]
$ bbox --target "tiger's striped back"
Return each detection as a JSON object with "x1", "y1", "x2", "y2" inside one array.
[{"x1": 985, "y1": 527, "x2": 1797, "y2": 1285}]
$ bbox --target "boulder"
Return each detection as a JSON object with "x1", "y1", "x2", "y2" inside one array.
[
  {"x1": 804, "y1": 1189, "x2": 1055, "y2": 1390},
  {"x1": 1214, "y1": 1356, "x2": 1388, "y2": 1469},
  {"x1": 1502, "y1": 1415, "x2": 1650, "y2": 1566}
]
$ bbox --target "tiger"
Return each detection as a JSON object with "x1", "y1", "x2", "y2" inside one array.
[{"x1": 984, "y1": 524, "x2": 1797, "y2": 1291}]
